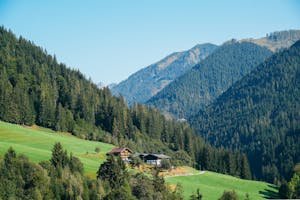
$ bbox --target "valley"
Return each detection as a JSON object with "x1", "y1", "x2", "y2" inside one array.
[{"x1": 0, "y1": 2, "x2": 300, "y2": 198}]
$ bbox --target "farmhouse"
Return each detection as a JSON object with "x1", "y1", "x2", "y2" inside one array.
[
  {"x1": 106, "y1": 147, "x2": 133, "y2": 161},
  {"x1": 143, "y1": 154, "x2": 171, "y2": 167},
  {"x1": 108, "y1": 147, "x2": 171, "y2": 167}
]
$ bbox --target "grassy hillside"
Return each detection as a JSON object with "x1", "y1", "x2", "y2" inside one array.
[
  {"x1": 166, "y1": 171, "x2": 278, "y2": 200},
  {"x1": 0, "y1": 121, "x2": 114, "y2": 177}
]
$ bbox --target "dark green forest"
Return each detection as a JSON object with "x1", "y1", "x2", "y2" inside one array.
[
  {"x1": 190, "y1": 40, "x2": 300, "y2": 183},
  {"x1": 147, "y1": 41, "x2": 272, "y2": 118},
  {"x1": 0, "y1": 27, "x2": 250, "y2": 178}
]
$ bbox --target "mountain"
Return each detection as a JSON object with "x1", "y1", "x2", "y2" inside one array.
[
  {"x1": 147, "y1": 42, "x2": 273, "y2": 118},
  {"x1": 190, "y1": 40, "x2": 300, "y2": 182},
  {"x1": 0, "y1": 26, "x2": 249, "y2": 178},
  {"x1": 242, "y1": 29, "x2": 300, "y2": 52},
  {"x1": 111, "y1": 43, "x2": 218, "y2": 105}
]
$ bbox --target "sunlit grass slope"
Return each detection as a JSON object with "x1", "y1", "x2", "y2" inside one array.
[
  {"x1": 166, "y1": 171, "x2": 278, "y2": 200},
  {"x1": 0, "y1": 121, "x2": 114, "y2": 177}
]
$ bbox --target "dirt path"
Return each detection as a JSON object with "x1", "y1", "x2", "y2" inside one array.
[{"x1": 165, "y1": 171, "x2": 206, "y2": 178}]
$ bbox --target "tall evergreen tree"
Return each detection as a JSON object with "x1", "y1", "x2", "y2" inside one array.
[{"x1": 51, "y1": 142, "x2": 69, "y2": 168}]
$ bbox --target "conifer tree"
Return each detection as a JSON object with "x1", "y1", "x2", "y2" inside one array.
[
  {"x1": 240, "y1": 154, "x2": 251, "y2": 179},
  {"x1": 51, "y1": 142, "x2": 69, "y2": 168}
]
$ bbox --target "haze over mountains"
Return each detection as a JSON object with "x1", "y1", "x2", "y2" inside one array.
[
  {"x1": 111, "y1": 30, "x2": 300, "y2": 113},
  {"x1": 111, "y1": 43, "x2": 218, "y2": 104}
]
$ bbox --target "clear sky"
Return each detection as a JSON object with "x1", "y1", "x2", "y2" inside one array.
[{"x1": 0, "y1": 0, "x2": 299, "y2": 85}]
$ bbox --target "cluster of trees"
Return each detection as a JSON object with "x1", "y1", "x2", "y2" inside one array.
[
  {"x1": 0, "y1": 144, "x2": 183, "y2": 200},
  {"x1": 279, "y1": 164, "x2": 300, "y2": 199},
  {"x1": 97, "y1": 154, "x2": 183, "y2": 199},
  {"x1": 267, "y1": 30, "x2": 300, "y2": 43},
  {"x1": 0, "y1": 144, "x2": 100, "y2": 199},
  {"x1": 0, "y1": 26, "x2": 251, "y2": 179},
  {"x1": 190, "y1": 40, "x2": 300, "y2": 183},
  {"x1": 147, "y1": 42, "x2": 272, "y2": 118},
  {"x1": 279, "y1": 172, "x2": 300, "y2": 199}
]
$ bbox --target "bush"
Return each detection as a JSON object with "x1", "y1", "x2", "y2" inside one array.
[
  {"x1": 161, "y1": 159, "x2": 172, "y2": 170},
  {"x1": 130, "y1": 156, "x2": 143, "y2": 168},
  {"x1": 95, "y1": 147, "x2": 101, "y2": 153},
  {"x1": 218, "y1": 190, "x2": 238, "y2": 200}
]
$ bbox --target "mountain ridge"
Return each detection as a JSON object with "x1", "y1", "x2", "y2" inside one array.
[
  {"x1": 111, "y1": 43, "x2": 218, "y2": 104},
  {"x1": 241, "y1": 29, "x2": 300, "y2": 52},
  {"x1": 147, "y1": 41, "x2": 273, "y2": 118}
]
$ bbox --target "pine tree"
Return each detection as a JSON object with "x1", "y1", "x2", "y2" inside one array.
[
  {"x1": 51, "y1": 142, "x2": 69, "y2": 168},
  {"x1": 240, "y1": 154, "x2": 251, "y2": 179},
  {"x1": 97, "y1": 155, "x2": 128, "y2": 189},
  {"x1": 190, "y1": 188, "x2": 202, "y2": 200}
]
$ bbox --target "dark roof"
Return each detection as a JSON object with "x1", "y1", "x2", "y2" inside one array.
[
  {"x1": 131, "y1": 153, "x2": 148, "y2": 158},
  {"x1": 144, "y1": 154, "x2": 170, "y2": 159},
  {"x1": 107, "y1": 147, "x2": 133, "y2": 154}
]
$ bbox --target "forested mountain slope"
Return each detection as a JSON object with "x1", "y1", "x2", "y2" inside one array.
[
  {"x1": 0, "y1": 27, "x2": 250, "y2": 178},
  {"x1": 147, "y1": 42, "x2": 272, "y2": 118},
  {"x1": 111, "y1": 43, "x2": 218, "y2": 105},
  {"x1": 190, "y1": 40, "x2": 300, "y2": 183}
]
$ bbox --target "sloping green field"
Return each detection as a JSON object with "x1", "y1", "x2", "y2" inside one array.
[
  {"x1": 0, "y1": 121, "x2": 114, "y2": 177},
  {"x1": 166, "y1": 171, "x2": 278, "y2": 200}
]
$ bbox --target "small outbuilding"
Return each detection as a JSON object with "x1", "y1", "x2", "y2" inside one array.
[{"x1": 143, "y1": 154, "x2": 171, "y2": 167}]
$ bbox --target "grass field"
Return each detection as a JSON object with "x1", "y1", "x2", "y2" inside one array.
[
  {"x1": 0, "y1": 121, "x2": 114, "y2": 178},
  {"x1": 166, "y1": 171, "x2": 278, "y2": 200}
]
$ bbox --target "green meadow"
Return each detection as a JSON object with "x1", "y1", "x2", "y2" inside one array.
[
  {"x1": 0, "y1": 121, "x2": 114, "y2": 178},
  {"x1": 166, "y1": 171, "x2": 278, "y2": 200}
]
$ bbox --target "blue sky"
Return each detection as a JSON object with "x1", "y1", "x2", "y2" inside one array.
[{"x1": 0, "y1": 0, "x2": 299, "y2": 84}]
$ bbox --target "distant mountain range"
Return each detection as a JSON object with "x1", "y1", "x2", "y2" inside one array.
[
  {"x1": 110, "y1": 43, "x2": 218, "y2": 104},
  {"x1": 189, "y1": 40, "x2": 300, "y2": 182},
  {"x1": 147, "y1": 42, "x2": 273, "y2": 118},
  {"x1": 110, "y1": 30, "x2": 300, "y2": 109},
  {"x1": 146, "y1": 30, "x2": 300, "y2": 118}
]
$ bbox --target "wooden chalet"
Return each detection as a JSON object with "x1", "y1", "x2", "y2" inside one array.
[{"x1": 106, "y1": 147, "x2": 133, "y2": 161}]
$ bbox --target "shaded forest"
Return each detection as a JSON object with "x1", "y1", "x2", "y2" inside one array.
[{"x1": 190, "y1": 40, "x2": 300, "y2": 183}]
